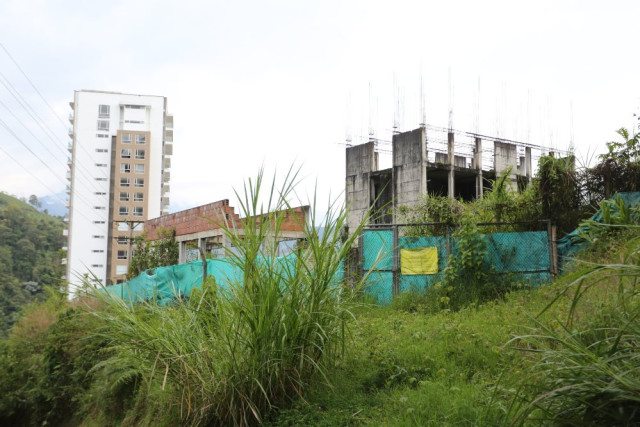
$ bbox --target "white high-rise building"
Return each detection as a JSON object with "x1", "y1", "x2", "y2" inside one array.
[{"x1": 65, "y1": 90, "x2": 173, "y2": 294}]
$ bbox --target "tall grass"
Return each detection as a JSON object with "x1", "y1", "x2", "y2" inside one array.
[
  {"x1": 87, "y1": 167, "x2": 367, "y2": 425},
  {"x1": 508, "y1": 229, "x2": 640, "y2": 425}
]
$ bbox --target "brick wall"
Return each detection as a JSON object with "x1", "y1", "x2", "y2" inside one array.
[{"x1": 144, "y1": 199, "x2": 308, "y2": 240}]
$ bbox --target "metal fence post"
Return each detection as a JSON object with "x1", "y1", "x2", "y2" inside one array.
[
  {"x1": 392, "y1": 224, "x2": 399, "y2": 297},
  {"x1": 358, "y1": 232, "x2": 364, "y2": 285},
  {"x1": 546, "y1": 220, "x2": 557, "y2": 277},
  {"x1": 445, "y1": 225, "x2": 452, "y2": 267}
]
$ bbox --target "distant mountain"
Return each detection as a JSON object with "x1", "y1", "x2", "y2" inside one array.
[{"x1": 38, "y1": 191, "x2": 68, "y2": 218}]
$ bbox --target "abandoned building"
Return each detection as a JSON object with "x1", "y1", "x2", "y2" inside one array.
[
  {"x1": 345, "y1": 125, "x2": 545, "y2": 231},
  {"x1": 144, "y1": 199, "x2": 309, "y2": 264}
]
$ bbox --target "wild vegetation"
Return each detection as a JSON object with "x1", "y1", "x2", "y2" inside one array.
[
  {"x1": 127, "y1": 227, "x2": 179, "y2": 278},
  {"x1": 0, "y1": 192, "x2": 64, "y2": 335},
  {"x1": 1, "y1": 127, "x2": 639, "y2": 425}
]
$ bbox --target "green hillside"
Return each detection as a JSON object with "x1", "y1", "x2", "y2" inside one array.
[{"x1": 0, "y1": 192, "x2": 65, "y2": 334}]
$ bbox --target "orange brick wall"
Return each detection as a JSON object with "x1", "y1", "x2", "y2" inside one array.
[{"x1": 144, "y1": 199, "x2": 308, "y2": 240}]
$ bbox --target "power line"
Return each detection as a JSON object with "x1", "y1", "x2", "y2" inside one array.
[{"x1": 0, "y1": 144, "x2": 104, "y2": 230}]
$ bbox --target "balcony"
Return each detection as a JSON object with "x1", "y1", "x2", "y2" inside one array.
[
  {"x1": 162, "y1": 196, "x2": 170, "y2": 207},
  {"x1": 162, "y1": 184, "x2": 170, "y2": 194},
  {"x1": 165, "y1": 115, "x2": 173, "y2": 130},
  {"x1": 62, "y1": 229, "x2": 69, "y2": 236},
  {"x1": 164, "y1": 143, "x2": 173, "y2": 156},
  {"x1": 68, "y1": 127, "x2": 74, "y2": 138},
  {"x1": 163, "y1": 157, "x2": 171, "y2": 169},
  {"x1": 66, "y1": 170, "x2": 71, "y2": 180},
  {"x1": 67, "y1": 142, "x2": 73, "y2": 152},
  {"x1": 165, "y1": 129, "x2": 173, "y2": 143},
  {"x1": 67, "y1": 157, "x2": 72, "y2": 167},
  {"x1": 163, "y1": 171, "x2": 170, "y2": 183},
  {"x1": 63, "y1": 216, "x2": 69, "y2": 222},
  {"x1": 61, "y1": 246, "x2": 68, "y2": 252},
  {"x1": 69, "y1": 101, "x2": 74, "y2": 110},
  {"x1": 61, "y1": 258, "x2": 67, "y2": 265},
  {"x1": 68, "y1": 112, "x2": 74, "y2": 124}
]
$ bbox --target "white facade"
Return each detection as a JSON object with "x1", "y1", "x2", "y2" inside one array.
[{"x1": 65, "y1": 90, "x2": 172, "y2": 295}]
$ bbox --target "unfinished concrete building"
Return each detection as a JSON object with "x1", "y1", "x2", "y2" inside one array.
[
  {"x1": 144, "y1": 199, "x2": 309, "y2": 263},
  {"x1": 345, "y1": 125, "x2": 536, "y2": 232}
]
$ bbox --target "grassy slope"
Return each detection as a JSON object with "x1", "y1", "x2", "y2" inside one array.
[{"x1": 267, "y1": 231, "x2": 638, "y2": 426}]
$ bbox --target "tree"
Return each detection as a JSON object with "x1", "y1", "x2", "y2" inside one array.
[
  {"x1": 28, "y1": 195, "x2": 41, "y2": 209},
  {"x1": 127, "y1": 228, "x2": 178, "y2": 279},
  {"x1": 537, "y1": 155, "x2": 583, "y2": 234},
  {"x1": 584, "y1": 128, "x2": 640, "y2": 203}
]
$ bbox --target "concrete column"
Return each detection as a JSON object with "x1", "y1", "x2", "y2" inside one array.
[
  {"x1": 525, "y1": 147, "x2": 532, "y2": 185},
  {"x1": 447, "y1": 132, "x2": 455, "y2": 199},
  {"x1": 178, "y1": 241, "x2": 186, "y2": 264},
  {"x1": 474, "y1": 137, "x2": 483, "y2": 199},
  {"x1": 198, "y1": 237, "x2": 206, "y2": 259}
]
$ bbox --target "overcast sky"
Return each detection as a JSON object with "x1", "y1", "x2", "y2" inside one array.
[{"x1": 1, "y1": 0, "x2": 639, "y2": 215}]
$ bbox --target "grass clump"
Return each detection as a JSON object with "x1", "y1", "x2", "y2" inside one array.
[
  {"x1": 507, "y1": 229, "x2": 640, "y2": 425},
  {"x1": 86, "y1": 167, "x2": 367, "y2": 425}
]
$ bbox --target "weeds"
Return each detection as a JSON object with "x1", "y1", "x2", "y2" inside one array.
[{"x1": 508, "y1": 226, "x2": 640, "y2": 425}]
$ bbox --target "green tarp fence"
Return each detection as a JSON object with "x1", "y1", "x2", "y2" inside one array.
[
  {"x1": 105, "y1": 252, "x2": 345, "y2": 305},
  {"x1": 363, "y1": 229, "x2": 551, "y2": 305},
  {"x1": 557, "y1": 192, "x2": 640, "y2": 268}
]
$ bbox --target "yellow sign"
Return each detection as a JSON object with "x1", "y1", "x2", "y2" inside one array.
[{"x1": 400, "y1": 247, "x2": 439, "y2": 275}]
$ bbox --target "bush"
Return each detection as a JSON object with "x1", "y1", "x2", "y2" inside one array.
[{"x1": 433, "y1": 217, "x2": 516, "y2": 311}]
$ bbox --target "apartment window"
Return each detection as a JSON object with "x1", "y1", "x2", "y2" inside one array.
[
  {"x1": 118, "y1": 222, "x2": 129, "y2": 231},
  {"x1": 95, "y1": 177, "x2": 107, "y2": 182},
  {"x1": 135, "y1": 149, "x2": 145, "y2": 159},
  {"x1": 98, "y1": 104, "x2": 110, "y2": 117},
  {"x1": 134, "y1": 192, "x2": 144, "y2": 202},
  {"x1": 92, "y1": 235, "x2": 105, "y2": 239},
  {"x1": 95, "y1": 163, "x2": 107, "y2": 167},
  {"x1": 92, "y1": 249, "x2": 104, "y2": 253},
  {"x1": 93, "y1": 220, "x2": 105, "y2": 224},
  {"x1": 94, "y1": 206, "x2": 106, "y2": 210},
  {"x1": 133, "y1": 206, "x2": 144, "y2": 217},
  {"x1": 91, "y1": 264, "x2": 104, "y2": 268},
  {"x1": 96, "y1": 148, "x2": 108, "y2": 153},
  {"x1": 120, "y1": 163, "x2": 131, "y2": 173},
  {"x1": 120, "y1": 177, "x2": 130, "y2": 187},
  {"x1": 117, "y1": 236, "x2": 128, "y2": 244},
  {"x1": 97, "y1": 120, "x2": 109, "y2": 130},
  {"x1": 134, "y1": 164, "x2": 145, "y2": 174},
  {"x1": 121, "y1": 133, "x2": 131, "y2": 143},
  {"x1": 121, "y1": 148, "x2": 131, "y2": 158},
  {"x1": 135, "y1": 134, "x2": 146, "y2": 144},
  {"x1": 119, "y1": 206, "x2": 129, "y2": 216},
  {"x1": 125, "y1": 120, "x2": 144, "y2": 124},
  {"x1": 117, "y1": 250, "x2": 128, "y2": 260},
  {"x1": 94, "y1": 191, "x2": 106, "y2": 196},
  {"x1": 116, "y1": 265, "x2": 128, "y2": 275},
  {"x1": 96, "y1": 134, "x2": 109, "y2": 138},
  {"x1": 119, "y1": 192, "x2": 130, "y2": 202},
  {"x1": 134, "y1": 178, "x2": 144, "y2": 188}
]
